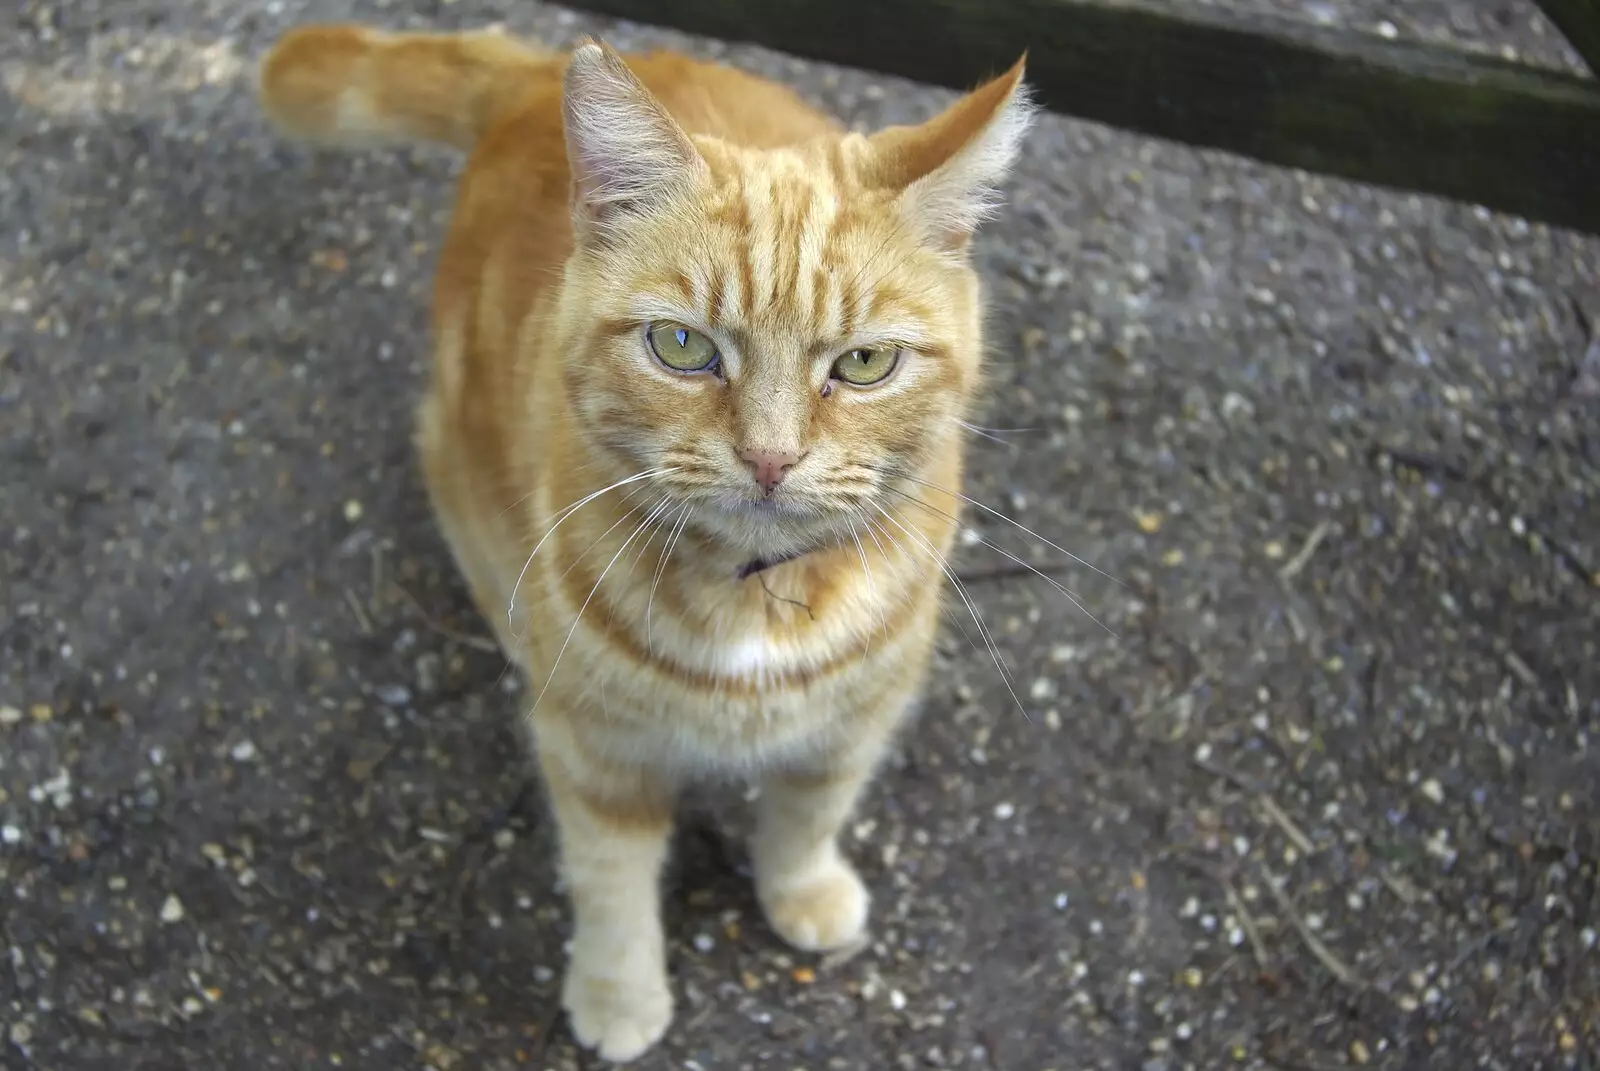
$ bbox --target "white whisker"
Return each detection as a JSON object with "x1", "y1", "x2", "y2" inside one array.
[
  {"x1": 844, "y1": 507, "x2": 887, "y2": 652},
  {"x1": 888, "y1": 487, "x2": 1117, "y2": 637},
  {"x1": 894, "y1": 471, "x2": 1123, "y2": 587},
  {"x1": 859, "y1": 511, "x2": 979, "y2": 654},
  {"x1": 873, "y1": 505, "x2": 1030, "y2": 720},
  {"x1": 528, "y1": 497, "x2": 675, "y2": 719},
  {"x1": 955, "y1": 420, "x2": 1016, "y2": 448},
  {"x1": 506, "y1": 466, "x2": 679, "y2": 634},
  {"x1": 646, "y1": 504, "x2": 693, "y2": 655},
  {"x1": 609, "y1": 495, "x2": 678, "y2": 630}
]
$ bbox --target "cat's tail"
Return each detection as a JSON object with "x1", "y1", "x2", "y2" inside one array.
[{"x1": 256, "y1": 23, "x2": 555, "y2": 152}]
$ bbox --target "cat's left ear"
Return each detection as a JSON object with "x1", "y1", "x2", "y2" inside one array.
[
  {"x1": 562, "y1": 39, "x2": 709, "y2": 239},
  {"x1": 866, "y1": 56, "x2": 1034, "y2": 254}
]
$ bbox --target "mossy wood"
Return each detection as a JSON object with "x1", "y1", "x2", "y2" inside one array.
[{"x1": 567, "y1": 0, "x2": 1600, "y2": 235}]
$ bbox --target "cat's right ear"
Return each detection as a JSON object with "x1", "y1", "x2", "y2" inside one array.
[{"x1": 562, "y1": 40, "x2": 707, "y2": 239}]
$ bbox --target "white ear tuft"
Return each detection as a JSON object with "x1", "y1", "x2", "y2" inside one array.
[
  {"x1": 903, "y1": 86, "x2": 1035, "y2": 245},
  {"x1": 562, "y1": 40, "x2": 706, "y2": 236},
  {"x1": 869, "y1": 57, "x2": 1035, "y2": 253}
]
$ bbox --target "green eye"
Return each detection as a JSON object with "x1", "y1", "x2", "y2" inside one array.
[
  {"x1": 646, "y1": 322, "x2": 720, "y2": 373},
  {"x1": 831, "y1": 346, "x2": 899, "y2": 386}
]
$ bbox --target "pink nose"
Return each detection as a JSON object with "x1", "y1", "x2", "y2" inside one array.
[{"x1": 739, "y1": 446, "x2": 801, "y2": 494}]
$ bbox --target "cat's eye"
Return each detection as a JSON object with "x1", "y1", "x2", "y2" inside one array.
[
  {"x1": 646, "y1": 322, "x2": 720, "y2": 374},
  {"x1": 830, "y1": 346, "x2": 899, "y2": 387}
]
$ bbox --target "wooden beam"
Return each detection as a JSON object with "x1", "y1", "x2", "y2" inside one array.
[
  {"x1": 1530, "y1": 0, "x2": 1600, "y2": 75},
  {"x1": 560, "y1": 0, "x2": 1600, "y2": 236}
]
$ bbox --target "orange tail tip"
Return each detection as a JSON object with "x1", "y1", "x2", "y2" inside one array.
[{"x1": 256, "y1": 22, "x2": 551, "y2": 151}]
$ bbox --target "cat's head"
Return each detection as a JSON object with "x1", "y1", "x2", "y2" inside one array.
[{"x1": 553, "y1": 40, "x2": 1033, "y2": 561}]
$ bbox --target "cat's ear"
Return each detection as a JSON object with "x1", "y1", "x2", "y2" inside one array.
[
  {"x1": 562, "y1": 39, "x2": 707, "y2": 238},
  {"x1": 866, "y1": 56, "x2": 1034, "y2": 253}
]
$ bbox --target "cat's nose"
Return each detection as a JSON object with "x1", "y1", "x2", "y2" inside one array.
[{"x1": 738, "y1": 446, "x2": 802, "y2": 495}]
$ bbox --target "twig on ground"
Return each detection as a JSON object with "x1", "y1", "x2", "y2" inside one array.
[
  {"x1": 1256, "y1": 795, "x2": 1316, "y2": 856},
  {"x1": 1277, "y1": 520, "x2": 1331, "y2": 581},
  {"x1": 1502, "y1": 648, "x2": 1541, "y2": 689},
  {"x1": 1261, "y1": 870, "x2": 1367, "y2": 991},
  {"x1": 1193, "y1": 757, "x2": 1317, "y2": 856},
  {"x1": 957, "y1": 561, "x2": 1080, "y2": 585},
  {"x1": 1222, "y1": 874, "x2": 1274, "y2": 973},
  {"x1": 390, "y1": 581, "x2": 499, "y2": 653},
  {"x1": 1176, "y1": 853, "x2": 1275, "y2": 972},
  {"x1": 343, "y1": 588, "x2": 374, "y2": 635}
]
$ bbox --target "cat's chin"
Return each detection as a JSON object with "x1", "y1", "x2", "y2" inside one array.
[{"x1": 698, "y1": 497, "x2": 851, "y2": 562}]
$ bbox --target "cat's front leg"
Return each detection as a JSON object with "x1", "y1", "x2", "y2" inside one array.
[
  {"x1": 535, "y1": 727, "x2": 677, "y2": 1063},
  {"x1": 750, "y1": 726, "x2": 897, "y2": 953}
]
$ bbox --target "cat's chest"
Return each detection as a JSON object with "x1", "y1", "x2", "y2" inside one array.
[{"x1": 711, "y1": 632, "x2": 795, "y2": 678}]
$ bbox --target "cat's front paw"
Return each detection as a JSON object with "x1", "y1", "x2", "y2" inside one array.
[
  {"x1": 561, "y1": 966, "x2": 673, "y2": 1063},
  {"x1": 759, "y1": 858, "x2": 870, "y2": 952}
]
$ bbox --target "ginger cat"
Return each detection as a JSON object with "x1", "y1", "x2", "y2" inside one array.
[{"x1": 257, "y1": 22, "x2": 1032, "y2": 1063}]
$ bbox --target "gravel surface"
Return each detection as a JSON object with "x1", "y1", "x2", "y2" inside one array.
[{"x1": 3, "y1": 1, "x2": 1598, "y2": 1068}]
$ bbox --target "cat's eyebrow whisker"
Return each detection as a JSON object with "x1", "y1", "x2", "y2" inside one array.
[
  {"x1": 646, "y1": 504, "x2": 693, "y2": 656},
  {"x1": 507, "y1": 466, "x2": 680, "y2": 632},
  {"x1": 887, "y1": 487, "x2": 1117, "y2": 638},
  {"x1": 529, "y1": 497, "x2": 675, "y2": 719},
  {"x1": 880, "y1": 467, "x2": 1124, "y2": 589},
  {"x1": 872, "y1": 505, "x2": 1030, "y2": 721},
  {"x1": 842, "y1": 230, "x2": 900, "y2": 306}
]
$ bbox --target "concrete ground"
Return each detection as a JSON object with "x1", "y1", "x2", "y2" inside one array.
[{"x1": 2, "y1": 1, "x2": 1597, "y2": 1068}]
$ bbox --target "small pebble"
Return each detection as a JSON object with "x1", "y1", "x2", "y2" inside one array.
[
  {"x1": 1135, "y1": 511, "x2": 1163, "y2": 534},
  {"x1": 492, "y1": 829, "x2": 516, "y2": 851},
  {"x1": 0, "y1": 705, "x2": 21, "y2": 726},
  {"x1": 229, "y1": 739, "x2": 257, "y2": 762},
  {"x1": 993, "y1": 801, "x2": 1016, "y2": 820},
  {"x1": 888, "y1": 989, "x2": 907, "y2": 1011},
  {"x1": 1419, "y1": 778, "x2": 1444, "y2": 804},
  {"x1": 160, "y1": 895, "x2": 186, "y2": 924},
  {"x1": 791, "y1": 966, "x2": 815, "y2": 984},
  {"x1": 692, "y1": 933, "x2": 715, "y2": 953},
  {"x1": 1, "y1": 825, "x2": 22, "y2": 845},
  {"x1": 375, "y1": 684, "x2": 412, "y2": 707},
  {"x1": 343, "y1": 499, "x2": 364, "y2": 522},
  {"x1": 1350, "y1": 1039, "x2": 1371, "y2": 1064}
]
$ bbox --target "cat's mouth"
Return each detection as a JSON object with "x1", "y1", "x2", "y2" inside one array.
[
  {"x1": 712, "y1": 495, "x2": 809, "y2": 522},
  {"x1": 695, "y1": 492, "x2": 852, "y2": 574}
]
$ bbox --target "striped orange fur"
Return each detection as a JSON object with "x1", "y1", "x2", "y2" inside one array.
[{"x1": 257, "y1": 23, "x2": 1031, "y2": 1063}]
